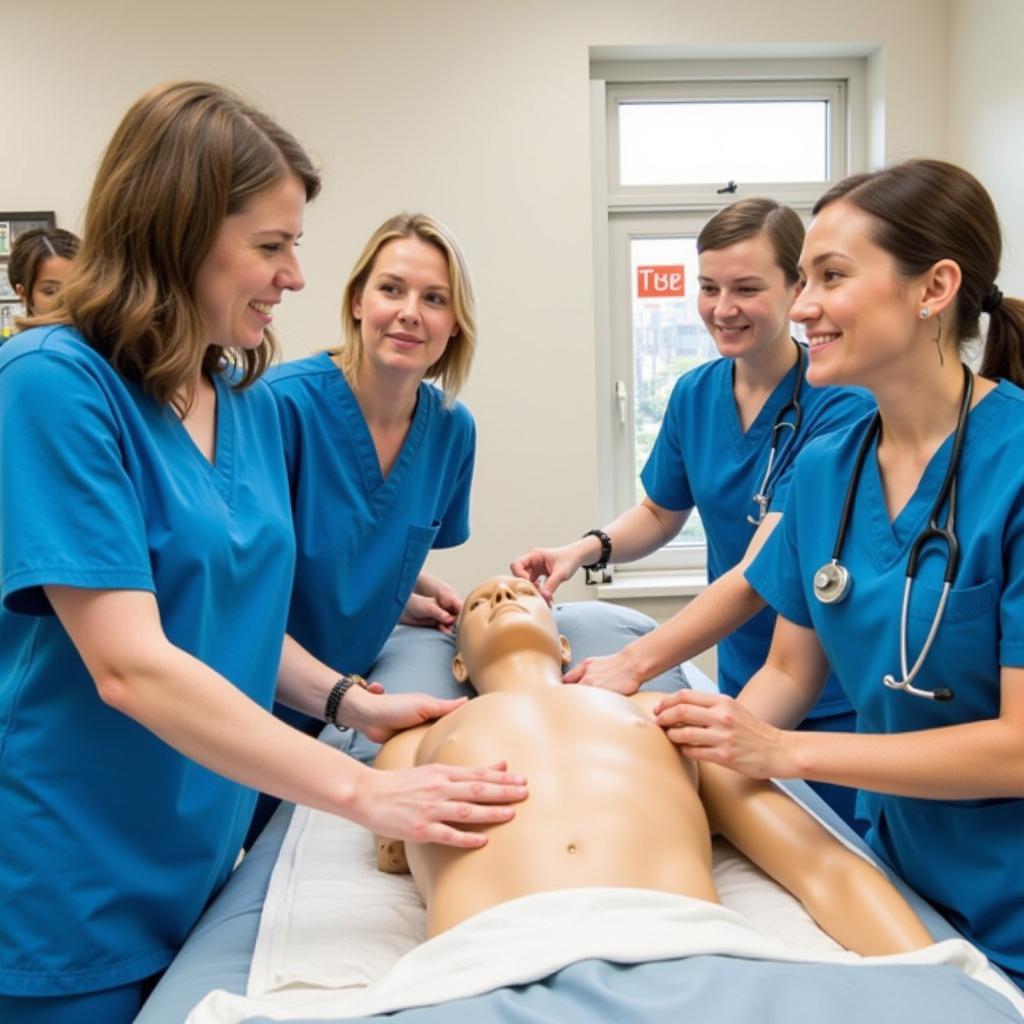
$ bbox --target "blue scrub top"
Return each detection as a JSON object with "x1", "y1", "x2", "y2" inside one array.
[
  {"x1": 641, "y1": 353, "x2": 874, "y2": 714},
  {"x1": 0, "y1": 327, "x2": 295, "y2": 996},
  {"x1": 267, "y1": 353, "x2": 475, "y2": 680},
  {"x1": 746, "y1": 380, "x2": 1024, "y2": 982}
]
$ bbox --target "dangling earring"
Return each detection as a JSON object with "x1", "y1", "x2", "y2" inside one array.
[{"x1": 934, "y1": 315, "x2": 944, "y2": 367}]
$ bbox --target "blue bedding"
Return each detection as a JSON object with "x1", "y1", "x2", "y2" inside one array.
[{"x1": 138, "y1": 604, "x2": 1021, "y2": 1023}]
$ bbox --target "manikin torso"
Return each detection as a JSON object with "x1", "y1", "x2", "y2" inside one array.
[
  {"x1": 389, "y1": 677, "x2": 715, "y2": 936},
  {"x1": 375, "y1": 576, "x2": 932, "y2": 954}
]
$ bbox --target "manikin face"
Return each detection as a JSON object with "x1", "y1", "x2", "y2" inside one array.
[
  {"x1": 792, "y1": 200, "x2": 925, "y2": 390},
  {"x1": 696, "y1": 232, "x2": 799, "y2": 360},
  {"x1": 19, "y1": 255, "x2": 73, "y2": 315},
  {"x1": 193, "y1": 173, "x2": 307, "y2": 351},
  {"x1": 453, "y1": 576, "x2": 570, "y2": 688},
  {"x1": 352, "y1": 236, "x2": 459, "y2": 383}
]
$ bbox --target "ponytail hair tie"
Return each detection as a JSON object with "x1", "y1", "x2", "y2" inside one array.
[{"x1": 982, "y1": 285, "x2": 1004, "y2": 314}]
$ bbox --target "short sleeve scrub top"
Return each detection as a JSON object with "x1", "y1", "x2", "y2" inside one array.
[{"x1": 0, "y1": 327, "x2": 295, "y2": 996}]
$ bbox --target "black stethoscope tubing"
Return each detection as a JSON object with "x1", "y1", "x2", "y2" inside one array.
[
  {"x1": 747, "y1": 340, "x2": 805, "y2": 526},
  {"x1": 812, "y1": 362, "x2": 974, "y2": 702}
]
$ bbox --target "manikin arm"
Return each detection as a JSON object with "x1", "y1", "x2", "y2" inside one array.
[
  {"x1": 697, "y1": 762, "x2": 932, "y2": 956},
  {"x1": 373, "y1": 726, "x2": 433, "y2": 872}
]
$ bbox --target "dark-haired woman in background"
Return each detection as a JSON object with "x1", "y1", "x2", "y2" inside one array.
[
  {"x1": 5, "y1": 225, "x2": 79, "y2": 326},
  {"x1": 656, "y1": 159, "x2": 1024, "y2": 988}
]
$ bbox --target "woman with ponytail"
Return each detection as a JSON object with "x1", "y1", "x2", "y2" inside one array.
[{"x1": 655, "y1": 159, "x2": 1024, "y2": 987}]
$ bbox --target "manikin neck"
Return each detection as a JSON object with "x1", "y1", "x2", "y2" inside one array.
[{"x1": 469, "y1": 650, "x2": 565, "y2": 696}]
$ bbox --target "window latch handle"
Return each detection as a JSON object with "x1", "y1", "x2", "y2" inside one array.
[
  {"x1": 716, "y1": 179, "x2": 738, "y2": 194},
  {"x1": 615, "y1": 380, "x2": 628, "y2": 427}
]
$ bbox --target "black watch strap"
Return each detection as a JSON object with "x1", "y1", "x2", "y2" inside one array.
[
  {"x1": 324, "y1": 674, "x2": 369, "y2": 729},
  {"x1": 581, "y1": 529, "x2": 612, "y2": 571}
]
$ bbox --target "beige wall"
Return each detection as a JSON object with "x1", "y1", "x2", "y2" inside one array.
[
  {"x1": 5, "y1": 1, "x2": 953, "y2": 610},
  {"x1": 948, "y1": 0, "x2": 1024, "y2": 298}
]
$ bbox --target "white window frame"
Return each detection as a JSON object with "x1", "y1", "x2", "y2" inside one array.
[{"x1": 591, "y1": 57, "x2": 865, "y2": 580}]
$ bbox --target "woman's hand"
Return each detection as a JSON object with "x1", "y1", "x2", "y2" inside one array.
[
  {"x1": 341, "y1": 686, "x2": 470, "y2": 743},
  {"x1": 563, "y1": 651, "x2": 642, "y2": 695},
  {"x1": 654, "y1": 689, "x2": 791, "y2": 779},
  {"x1": 400, "y1": 572, "x2": 461, "y2": 633},
  {"x1": 353, "y1": 760, "x2": 528, "y2": 848},
  {"x1": 510, "y1": 539, "x2": 592, "y2": 603}
]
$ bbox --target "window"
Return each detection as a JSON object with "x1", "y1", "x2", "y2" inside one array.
[{"x1": 591, "y1": 58, "x2": 864, "y2": 575}]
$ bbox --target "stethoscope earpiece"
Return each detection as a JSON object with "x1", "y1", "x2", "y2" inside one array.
[{"x1": 812, "y1": 561, "x2": 851, "y2": 604}]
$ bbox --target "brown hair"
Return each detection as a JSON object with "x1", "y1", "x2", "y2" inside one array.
[
  {"x1": 9, "y1": 227, "x2": 80, "y2": 317},
  {"x1": 697, "y1": 198, "x2": 804, "y2": 285},
  {"x1": 813, "y1": 159, "x2": 1024, "y2": 385},
  {"x1": 332, "y1": 212, "x2": 476, "y2": 405},
  {"x1": 30, "y1": 81, "x2": 320, "y2": 408}
]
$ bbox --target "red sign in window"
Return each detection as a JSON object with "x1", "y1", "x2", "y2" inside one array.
[{"x1": 637, "y1": 265, "x2": 685, "y2": 298}]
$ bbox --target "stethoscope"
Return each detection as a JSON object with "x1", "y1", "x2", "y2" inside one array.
[
  {"x1": 812, "y1": 362, "x2": 974, "y2": 702},
  {"x1": 747, "y1": 341, "x2": 805, "y2": 526}
]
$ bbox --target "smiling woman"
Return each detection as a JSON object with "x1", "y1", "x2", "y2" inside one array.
[
  {"x1": 193, "y1": 175, "x2": 307, "y2": 354},
  {"x1": 0, "y1": 90, "x2": 524, "y2": 1024},
  {"x1": 245, "y1": 212, "x2": 482, "y2": 846},
  {"x1": 511, "y1": 197, "x2": 874, "y2": 829}
]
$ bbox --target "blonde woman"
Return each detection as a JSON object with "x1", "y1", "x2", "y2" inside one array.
[{"x1": 250, "y1": 215, "x2": 479, "y2": 842}]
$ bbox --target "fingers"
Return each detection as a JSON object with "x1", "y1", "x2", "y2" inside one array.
[
  {"x1": 444, "y1": 765, "x2": 527, "y2": 790},
  {"x1": 562, "y1": 661, "x2": 585, "y2": 684},
  {"x1": 365, "y1": 681, "x2": 386, "y2": 694},
  {"x1": 653, "y1": 687, "x2": 724, "y2": 716},
  {"x1": 424, "y1": 696, "x2": 468, "y2": 718},
  {"x1": 655, "y1": 698, "x2": 718, "y2": 730},
  {"x1": 539, "y1": 569, "x2": 568, "y2": 604},
  {"x1": 509, "y1": 553, "x2": 544, "y2": 582}
]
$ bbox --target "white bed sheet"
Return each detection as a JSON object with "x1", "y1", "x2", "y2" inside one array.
[{"x1": 185, "y1": 792, "x2": 1024, "y2": 1023}]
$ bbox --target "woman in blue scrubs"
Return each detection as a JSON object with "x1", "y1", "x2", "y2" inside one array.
[
  {"x1": 512, "y1": 198, "x2": 872, "y2": 826},
  {"x1": 655, "y1": 159, "x2": 1024, "y2": 987},
  {"x1": 0, "y1": 85, "x2": 524, "y2": 1024},
  {"x1": 246, "y1": 213, "x2": 479, "y2": 842}
]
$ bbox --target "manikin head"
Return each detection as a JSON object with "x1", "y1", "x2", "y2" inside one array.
[{"x1": 452, "y1": 576, "x2": 570, "y2": 691}]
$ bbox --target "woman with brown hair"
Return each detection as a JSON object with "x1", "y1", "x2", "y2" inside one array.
[
  {"x1": 512, "y1": 197, "x2": 872, "y2": 826},
  {"x1": 0, "y1": 84, "x2": 523, "y2": 1023},
  {"x1": 245, "y1": 212, "x2": 479, "y2": 844},
  {"x1": 656, "y1": 159, "x2": 1024, "y2": 988}
]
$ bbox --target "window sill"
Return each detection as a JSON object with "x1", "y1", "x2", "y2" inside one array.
[{"x1": 594, "y1": 571, "x2": 707, "y2": 600}]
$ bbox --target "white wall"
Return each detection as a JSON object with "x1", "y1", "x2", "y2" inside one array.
[
  {"x1": 3, "y1": 0, "x2": 951, "y2": 603},
  {"x1": 948, "y1": 0, "x2": 1024, "y2": 298}
]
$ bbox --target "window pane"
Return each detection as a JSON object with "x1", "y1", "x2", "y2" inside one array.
[
  {"x1": 631, "y1": 235, "x2": 714, "y2": 546},
  {"x1": 619, "y1": 101, "x2": 827, "y2": 186}
]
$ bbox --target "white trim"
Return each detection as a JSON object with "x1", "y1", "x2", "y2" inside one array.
[{"x1": 595, "y1": 571, "x2": 708, "y2": 600}]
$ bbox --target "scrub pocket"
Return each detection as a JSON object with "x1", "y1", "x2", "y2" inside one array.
[{"x1": 394, "y1": 521, "x2": 441, "y2": 606}]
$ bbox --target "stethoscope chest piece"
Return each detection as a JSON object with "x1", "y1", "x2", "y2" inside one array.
[{"x1": 813, "y1": 560, "x2": 851, "y2": 604}]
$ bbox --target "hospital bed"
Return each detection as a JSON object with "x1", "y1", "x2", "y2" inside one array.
[{"x1": 137, "y1": 603, "x2": 1024, "y2": 1024}]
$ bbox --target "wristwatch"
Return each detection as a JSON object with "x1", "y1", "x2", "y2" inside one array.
[
  {"x1": 324, "y1": 673, "x2": 370, "y2": 729},
  {"x1": 581, "y1": 528, "x2": 613, "y2": 571}
]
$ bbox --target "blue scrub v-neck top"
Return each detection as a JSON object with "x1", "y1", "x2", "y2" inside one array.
[
  {"x1": 0, "y1": 327, "x2": 295, "y2": 996},
  {"x1": 746, "y1": 380, "x2": 1024, "y2": 984},
  {"x1": 641, "y1": 354, "x2": 874, "y2": 714},
  {"x1": 267, "y1": 353, "x2": 475, "y2": 683}
]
